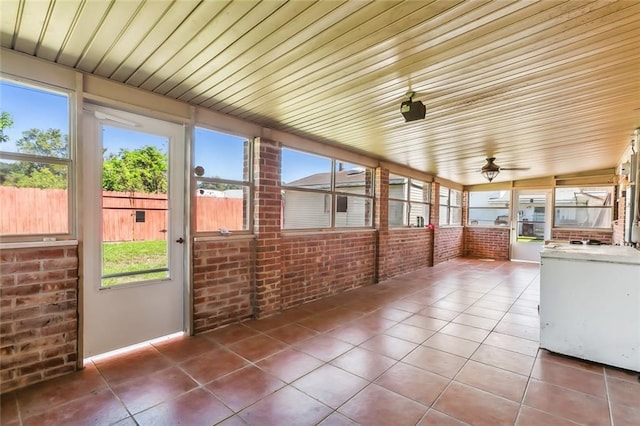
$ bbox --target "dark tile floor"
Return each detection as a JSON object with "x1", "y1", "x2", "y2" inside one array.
[{"x1": 2, "y1": 258, "x2": 639, "y2": 425}]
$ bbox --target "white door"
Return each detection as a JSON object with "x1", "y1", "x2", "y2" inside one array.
[
  {"x1": 511, "y1": 190, "x2": 551, "y2": 262},
  {"x1": 82, "y1": 106, "x2": 186, "y2": 357}
]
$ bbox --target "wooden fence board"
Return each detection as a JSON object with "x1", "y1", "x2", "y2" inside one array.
[{"x1": 1, "y1": 188, "x2": 243, "y2": 239}]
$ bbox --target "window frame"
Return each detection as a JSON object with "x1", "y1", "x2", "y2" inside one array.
[
  {"x1": 552, "y1": 185, "x2": 614, "y2": 230},
  {"x1": 439, "y1": 186, "x2": 462, "y2": 226},
  {"x1": 467, "y1": 190, "x2": 511, "y2": 227},
  {"x1": 191, "y1": 126, "x2": 254, "y2": 236},
  {"x1": 281, "y1": 146, "x2": 374, "y2": 230},
  {"x1": 388, "y1": 174, "x2": 431, "y2": 228},
  {"x1": 0, "y1": 75, "x2": 76, "y2": 242}
]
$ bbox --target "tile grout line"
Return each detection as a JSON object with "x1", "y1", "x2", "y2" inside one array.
[{"x1": 603, "y1": 367, "x2": 615, "y2": 426}]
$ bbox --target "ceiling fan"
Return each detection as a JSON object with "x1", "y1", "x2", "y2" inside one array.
[{"x1": 481, "y1": 157, "x2": 530, "y2": 182}]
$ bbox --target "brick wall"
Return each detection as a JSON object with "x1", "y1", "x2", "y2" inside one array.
[
  {"x1": 434, "y1": 226, "x2": 464, "y2": 264},
  {"x1": 464, "y1": 227, "x2": 510, "y2": 260},
  {"x1": 381, "y1": 229, "x2": 433, "y2": 280},
  {"x1": 613, "y1": 196, "x2": 625, "y2": 245},
  {"x1": 280, "y1": 232, "x2": 376, "y2": 308},
  {"x1": 0, "y1": 245, "x2": 78, "y2": 393},
  {"x1": 192, "y1": 238, "x2": 254, "y2": 333},
  {"x1": 253, "y1": 138, "x2": 282, "y2": 318},
  {"x1": 551, "y1": 228, "x2": 613, "y2": 245},
  {"x1": 375, "y1": 167, "x2": 389, "y2": 281}
]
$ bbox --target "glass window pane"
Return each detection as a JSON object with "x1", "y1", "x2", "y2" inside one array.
[
  {"x1": 439, "y1": 186, "x2": 449, "y2": 205},
  {"x1": 0, "y1": 159, "x2": 69, "y2": 235},
  {"x1": 335, "y1": 195, "x2": 372, "y2": 227},
  {"x1": 468, "y1": 190, "x2": 510, "y2": 226},
  {"x1": 195, "y1": 182, "x2": 249, "y2": 232},
  {"x1": 194, "y1": 128, "x2": 248, "y2": 181},
  {"x1": 409, "y1": 203, "x2": 429, "y2": 227},
  {"x1": 468, "y1": 208, "x2": 510, "y2": 226},
  {"x1": 468, "y1": 190, "x2": 510, "y2": 208},
  {"x1": 101, "y1": 126, "x2": 170, "y2": 287},
  {"x1": 554, "y1": 186, "x2": 613, "y2": 228},
  {"x1": 439, "y1": 205, "x2": 449, "y2": 225},
  {"x1": 555, "y1": 187, "x2": 614, "y2": 207},
  {"x1": 335, "y1": 161, "x2": 373, "y2": 196},
  {"x1": 282, "y1": 148, "x2": 331, "y2": 188},
  {"x1": 450, "y1": 207, "x2": 462, "y2": 225},
  {"x1": 410, "y1": 180, "x2": 429, "y2": 203},
  {"x1": 389, "y1": 200, "x2": 407, "y2": 227},
  {"x1": 451, "y1": 189, "x2": 462, "y2": 207},
  {"x1": 555, "y1": 207, "x2": 612, "y2": 228},
  {"x1": 282, "y1": 189, "x2": 331, "y2": 229},
  {"x1": 389, "y1": 174, "x2": 408, "y2": 200},
  {"x1": 0, "y1": 80, "x2": 69, "y2": 158}
]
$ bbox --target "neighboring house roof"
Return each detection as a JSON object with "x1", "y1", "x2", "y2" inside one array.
[
  {"x1": 285, "y1": 169, "x2": 405, "y2": 189},
  {"x1": 286, "y1": 169, "x2": 369, "y2": 189},
  {"x1": 197, "y1": 189, "x2": 243, "y2": 198}
]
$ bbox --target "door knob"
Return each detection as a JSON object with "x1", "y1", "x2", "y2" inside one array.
[{"x1": 176, "y1": 237, "x2": 184, "y2": 244}]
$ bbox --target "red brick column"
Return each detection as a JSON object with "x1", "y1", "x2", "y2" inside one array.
[
  {"x1": 253, "y1": 137, "x2": 282, "y2": 318},
  {"x1": 430, "y1": 182, "x2": 440, "y2": 265},
  {"x1": 430, "y1": 181, "x2": 440, "y2": 226},
  {"x1": 375, "y1": 167, "x2": 389, "y2": 281}
]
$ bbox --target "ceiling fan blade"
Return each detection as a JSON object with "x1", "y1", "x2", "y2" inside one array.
[{"x1": 500, "y1": 167, "x2": 530, "y2": 171}]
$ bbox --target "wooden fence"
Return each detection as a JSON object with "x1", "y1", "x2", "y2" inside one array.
[{"x1": 0, "y1": 187, "x2": 243, "y2": 240}]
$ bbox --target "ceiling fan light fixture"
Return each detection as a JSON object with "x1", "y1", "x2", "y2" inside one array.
[{"x1": 481, "y1": 157, "x2": 500, "y2": 182}]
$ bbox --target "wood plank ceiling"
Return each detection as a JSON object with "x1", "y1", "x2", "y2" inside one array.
[{"x1": 2, "y1": 0, "x2": 639, "y2": 185}]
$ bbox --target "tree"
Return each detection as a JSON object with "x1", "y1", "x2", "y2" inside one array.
[
  {"x1": 0, "y1": 116, "x2": 69, "y2": 189},
  {"x1": 102, "y1": 145, "x2": 168, "y2": 193},
  {"x1": 16, "y1": 128, "x2": 67, "y2": 157},
  {"x1": 0, "y1": 111, "x2": 13, "y2": 143}
]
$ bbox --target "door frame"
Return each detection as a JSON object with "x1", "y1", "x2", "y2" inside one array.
[
  {"x1": 80, "y1": 104, "x2": 189, "y2": 359},
  {"x1": 510, "y1": 189, "x2": 552, "y2": 262}
]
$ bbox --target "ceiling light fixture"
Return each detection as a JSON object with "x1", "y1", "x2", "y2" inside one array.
[
  {"x1": 400, "y1": 91, "x2": 426, "y2": 122},
  {"x1": 481, "y1": 157, "x2": 501, "y2": 182}
]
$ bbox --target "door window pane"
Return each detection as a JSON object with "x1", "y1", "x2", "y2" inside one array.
[
  {"x1": 516, "y1": 194, "x2": 546, "y2": 240},
  {"x1": 101, "y1": 126, "x2": 169, "y2": 286}
]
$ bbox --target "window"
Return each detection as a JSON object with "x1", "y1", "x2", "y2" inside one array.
[
  {"x1": 554, "y1": 186, "x2": 614, "y2": 229},
  {"x1": 336, "y1": 195, "x2": 348, "y2": 213},
  {"x1": 281, "y1": 147, "x2": 373, "y2": 229},
  {"x1": 468, "y1": 190, "x2": 510, "y2": 226},
  {"x1": 0, "y1": 78, "x2": 73, "y2": 240},
  {"x1": 439, "y1": 186, "x2": 461, "y2": 225},
  {"x1": 388, "y1": 174, "x2": 430, "y2": 227},
  {"x1": 192, "y1": 127, "x2": 252, "y2": 233}
]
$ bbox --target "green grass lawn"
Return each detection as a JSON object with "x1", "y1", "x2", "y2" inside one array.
[{"x1": 102, "y1": 240, "x2": 168, "y2": 286}]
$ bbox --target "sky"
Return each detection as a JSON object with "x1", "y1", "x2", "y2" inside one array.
[
  {"x1": 1, "y1": 80, "x2": 69, "y2": 154},
  {"x1": 1, "y1": 79, "x2": 341, "y2": 183}
]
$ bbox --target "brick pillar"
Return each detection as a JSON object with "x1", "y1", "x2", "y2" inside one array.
[
  {"x1": 253, "y1": 137, "x2": 282, "y2": 318},
  {"x1": 461, "y1": 190, "x2": 469, "y2": 226},
  {"x1": 431, "y1": 182, "x2": 440, "y2": 226},
  {"x1": 430, "y1": 181, "x2": 440, "y2": 266},
  {"x1": 375, "y1": 167, "x2": 389, "y2": 281}
]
